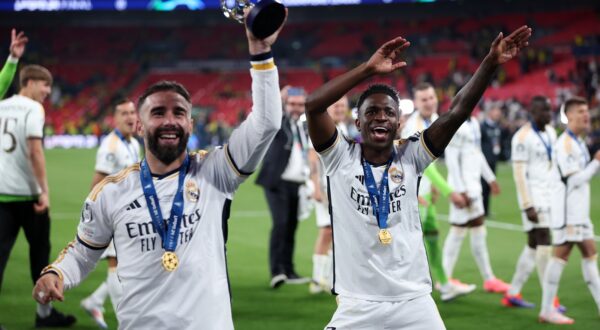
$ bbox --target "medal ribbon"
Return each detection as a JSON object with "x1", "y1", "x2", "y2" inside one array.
[
  {"x1": 362, "y1": 151, "x2": 395, "y2": 231},
  {"x1": 566, "y1": 129, "x2": 590, "y2": 164},
  {"x1": 115, "y1": 129, "x2": 139, "y2": 162},
  {"x1": 530, "y1": 121, "x2": 552, "y2": 163},
  {"x1": 140, "y1": 154, "x2": 189, "y2": 252}
]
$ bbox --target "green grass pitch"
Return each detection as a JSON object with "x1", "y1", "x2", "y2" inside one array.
[{"x1": 0, "y1": 148, "x2": 599, "y2": 329}]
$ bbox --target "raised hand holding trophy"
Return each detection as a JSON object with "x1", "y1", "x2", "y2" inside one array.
[{"x1": 221, "y1": 0, "x2": 286, "y2": 39}]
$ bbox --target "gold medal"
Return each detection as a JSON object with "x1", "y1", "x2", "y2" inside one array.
[
  {"x1": 162, "y1": 251, "x2": 179, "y2": 272},
  {"x1": 378, "y1": 229, "x2": 392, "y2": 245}
]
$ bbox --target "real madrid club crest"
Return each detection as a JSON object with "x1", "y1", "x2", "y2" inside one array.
[
  {"x1": 185, "y1": 180, "x2": 199, "y2": 202},
  {"x1": 81, "y1": 202, "x2": 93, "y2": 223},
  {"x1": 389, "y1": 167, "x2": 404, "y2": 184}
]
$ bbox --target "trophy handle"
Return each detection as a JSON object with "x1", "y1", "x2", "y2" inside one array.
[
  {"x1": 246, "y1": 0, "x2": 286, "y2": 39},
  {"x1": 221, "y1": 0, "x2": 252, "y2": 24}
]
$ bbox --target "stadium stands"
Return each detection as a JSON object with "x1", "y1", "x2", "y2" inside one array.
[{"x1": 0, "y1": 5, "x2": 597, "y2": 135}]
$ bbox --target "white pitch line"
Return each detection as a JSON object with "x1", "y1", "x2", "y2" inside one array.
[
  {"x1": 437, "y1": 214, "x2": 600, "y2": 242},
  {"x1": 51, "y1": 210, "x2": 600, "y2": 242}
]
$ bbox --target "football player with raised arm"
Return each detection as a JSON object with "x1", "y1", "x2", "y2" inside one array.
[
  {"x1": 304, "y1": 26, "x2": 531, "y2": 329},
  {"x1": 0, "y1": 29, "x2": 28, "y2": 99},
  {"x1": 32, "y1": 11, "x2": 287, "y2": 330}
]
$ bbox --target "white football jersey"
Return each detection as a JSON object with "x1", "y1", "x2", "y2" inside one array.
[
  {"x1": 511, "y1": 123, "x2": 557, "y2": 210},
  {"x1": 445, "y1": 118, "x2": 495, "y2": 197},
  {"x1": 318, "y1": 129, "x2": 435, "y2": 301},
  {"x1": 95, "y1": 130, "x2": 141, "y2": 175},
  {"x1": 550, "y1": 131, "x2": 600, "y2": 227},
  {"x1": 0, "y1": 95, "x2": 45, "y2": 197},
  {"x1": 46, "y1": 67, "x2": 282, "y2": 330},
  {"x1": 400, "y1": 111, "x2": 438, "y2": 196}
]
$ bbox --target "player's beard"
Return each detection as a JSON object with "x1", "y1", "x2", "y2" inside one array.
[{"x1": 147, "y1": 125, "x2": 189, "y2": 165}]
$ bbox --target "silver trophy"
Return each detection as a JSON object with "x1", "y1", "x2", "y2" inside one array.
[{"x1": 221, "y1": 0, "x2": 286, "y2": 39}]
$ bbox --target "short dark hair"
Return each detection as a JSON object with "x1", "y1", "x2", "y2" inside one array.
[
  {"x1": 137, "y1": 81, "x2": 191, "y2": 111},
  {"x1": 563, "y1": 96, "x2": 587, "y2": 114},
  {"x1": 529, "y1": 95, "x2": 550, "y2": 110},
  {"x1": 356, "y1": 84, "x2": 400, "y2": 113},
  {"x1": 113, "y1": 96, "x2": 132, "y2": 113},
  {"x1": 413, "y1": 82, "x2": 434, "y2": 94},
  {"x1": 19, "y1": 64, "x2": 53, "y2": 88}
]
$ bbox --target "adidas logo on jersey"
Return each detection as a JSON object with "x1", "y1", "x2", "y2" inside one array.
[
  {"x1": 126, "y1": 200, "x2": 142, "y2": 211},
  {"x1": 355, "y1": 175, "x2": 365, "y2": 184}
]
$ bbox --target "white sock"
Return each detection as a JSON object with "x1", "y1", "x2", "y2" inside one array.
[
  {"x1": 107, "y1": 268, "x2": 123, "y2": 314},
  {"x1": 87, "y1": 281, "x2": 108, "y2": 306},
  {"x1": 37, "y1": 302, "x2": 52, "y2": 317},
  {"x1": 442, "y1": 226, "x2": 467, "y2": 278},
  {"x1": 470, "y1": 226, "x2": 495, "y2": 281},
  {"x1": 535, "y1": 245, "x2": 552, "y2": 288},
  {"x1": 581, "y1": 255, "x2": 600, "y2": 310},
  {"x1": 508, "y1": 246, "x2": 536, "y2": 295},
  {"x1": 312, "y1": 254, "x2": 328, "y2": 283},
  {"x1": 541, "y1": 258, "x2": 566, "y2": 315}
]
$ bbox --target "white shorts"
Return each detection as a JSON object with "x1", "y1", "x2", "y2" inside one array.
[
  {"x1": 315, "y1": 201, "x2": 331, "y2": 228},
  {"x1": 552, "y1": 224, "x2": 595, "y2": 245},
  {"x1": 325, "y1": 294, "x2": 445, "y2": 330},
  {"x1": 100, "y1": 240, "x2": 116, "y2": 259},
  {"x1": 449, "y1": 194, "x2": 484, "y2": 225},
  {"x1": 521, "y1": 206, "x2": 551, "y2": 232}
]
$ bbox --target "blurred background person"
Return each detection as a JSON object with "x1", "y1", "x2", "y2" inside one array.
[{"x1": 256, "y1": 87, "x2": 311, "y2": 289}]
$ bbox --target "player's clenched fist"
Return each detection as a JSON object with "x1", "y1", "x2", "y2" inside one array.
[{"x1": 33, "y1": 273, "x2": 64, "y2": 304}]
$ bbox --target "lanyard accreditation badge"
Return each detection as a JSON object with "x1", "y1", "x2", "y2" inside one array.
[
  {"x1": 362, "y1": 151, "x2": 395, "y2": 245},
  {"x1": 140, "y1": 155, "x2": 190, "y2": 272}
]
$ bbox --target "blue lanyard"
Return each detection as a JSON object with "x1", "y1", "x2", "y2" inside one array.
[
  {"x1": 139, "y1": 155, "x2": 189, "y2": 252},
  {"x1": 566, "y1": 129, "x2": 590, "y2": 164},
  {"x1": 530, "y1": 121, "x2": 552, "y2": 162},
  {"x1": 423, "y1": 116, "x2": 431, "y2": 129},
  {"x1": 114, "y1": 129, "x2": 139, "y2": 162},
  {"x1": 361, "y1": 150, "x2": 395, "y2": 230},
  {"x1": 292, "y1": 120, "x2": 308, "y2": 159}
]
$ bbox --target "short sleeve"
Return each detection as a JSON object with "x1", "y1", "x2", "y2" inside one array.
[
  {"x1": 511, "y1": 134, "x2": 529, "y2": 162},
  {"x1": 95, "y1": 146, "x2": 119, "y2": 175},
  {"x1": 316, "y1": 128, "x2": 351, "y2": 176},
  {"x1": 25, "y1": 105, "x2": 44, "y2": 138},
  {"x1": 556, "y1": 141, "x2": 581, "y2": 177},
  {"x1": 403, "y1": 132, "x2": 436, "y2": 174},
  {"x1": 76, "y1": 192, "x2": 113, "y2": 250}
]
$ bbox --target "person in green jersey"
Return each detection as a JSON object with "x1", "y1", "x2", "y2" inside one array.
[{"x1": 0, "y1": 29, "x2": 28, "y2": 99}]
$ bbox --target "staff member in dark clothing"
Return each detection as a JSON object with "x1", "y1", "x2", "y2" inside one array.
[
  {"x1": 480, "y1": 105, "x2": 505, "y2": 216},
  {"x1": 256, "y1": 87, "x2": 311, "y2": 288}
]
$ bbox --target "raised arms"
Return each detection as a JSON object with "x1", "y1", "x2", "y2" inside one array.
[
  {"x1": 425, "y1": 26, "x2": 531, "y2": 155},
  {"x1": 305, "y1": 37, "x2": 410, "y2": 148},
  {"x1": 0, "y1": 29, "x2": 28, "y2": 98}
]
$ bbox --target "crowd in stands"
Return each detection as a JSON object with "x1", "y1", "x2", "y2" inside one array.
[{"x1": 1, "y1": 8, "x2": 598, "y2": 153}]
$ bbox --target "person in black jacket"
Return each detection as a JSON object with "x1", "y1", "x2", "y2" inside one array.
[
  {"x1": 480, "y1": 105, "x2": 504, "y2": 216},
  {"x1": 256, "y1": 87, "x2": 311, "y2": 288}
]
